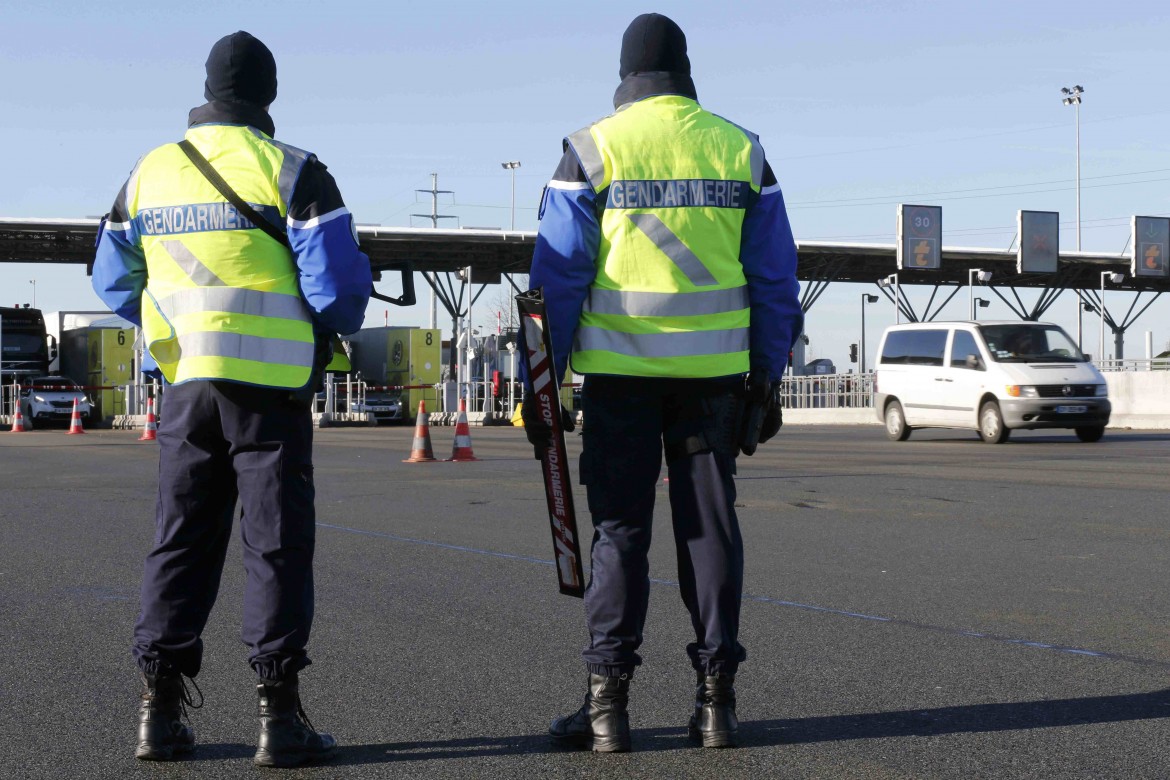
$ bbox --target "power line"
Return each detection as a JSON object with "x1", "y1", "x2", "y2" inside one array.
[
  {"x1": 773, "y1": 108, "x2": 1170, "y2": 163},
  {"x1": 788, "y1": 176, "x2": 1170, "y2": 211},
  {"x1": 787, "y1": 167, "x2": 1170, "y2": 208}
]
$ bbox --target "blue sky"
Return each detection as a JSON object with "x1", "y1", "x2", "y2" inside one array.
[{"x1": 2, "y1": 0, "x2": 1167, "y2": 364}]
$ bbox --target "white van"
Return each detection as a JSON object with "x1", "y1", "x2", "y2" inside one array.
[{"x1": 873, "y1": 321, "x2": 1111, "y2": 443}]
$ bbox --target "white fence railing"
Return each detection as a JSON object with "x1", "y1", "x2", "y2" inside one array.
[
  {"x1": 1, "y1": 382, "x2": 19, "y2": 419},
  {"x1": 782, "y1": 373, "x2": 874, "y2": 409}
]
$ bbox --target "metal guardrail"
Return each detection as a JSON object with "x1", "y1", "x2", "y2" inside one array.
[
  {"x1": 781, "y1": 373, "x2": 874, "y2": 409},
  {"x1": 1097, "y1": 358, "x2": 1170, "y2": 372}
]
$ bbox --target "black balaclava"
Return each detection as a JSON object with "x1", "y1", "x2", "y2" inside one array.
[
  {"x1": 619, "y1": 13, "x2": 690, "y2": 79},
  {"x1": 203, "y1": 31, "x2": 277, "y2": 106}
]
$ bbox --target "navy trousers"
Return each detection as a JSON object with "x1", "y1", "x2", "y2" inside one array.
[
  {"x1": 579, "y1": 375, "x2": 747, "y2": 678},
  {"x1": 132, "y1": 380, "x2": 316, "y2": 681}
]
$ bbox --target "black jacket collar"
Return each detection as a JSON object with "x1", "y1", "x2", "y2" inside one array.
[
  {"x1": 187, "y1": 101, "x2": 276, "y2": 137},
  {"x1": 613, "y1": 71, "x2": 697, "y2": 110}
]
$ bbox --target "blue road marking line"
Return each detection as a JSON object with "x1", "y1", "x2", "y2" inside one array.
[{"x1": 319, "y1": 521, "x2": 1170, "y2": 670}]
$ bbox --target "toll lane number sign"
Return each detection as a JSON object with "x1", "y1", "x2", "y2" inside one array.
[
  {"x1": 1132, "y1": 216, "x2": 1169, "y2": 278},
  {"x1": 898, "y1": 205, "x2": 941, "y2": 270}
]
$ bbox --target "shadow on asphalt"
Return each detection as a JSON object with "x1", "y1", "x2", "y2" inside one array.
[{"x1": 326, "y1": 689, "x2": 1170, "y2": 763}]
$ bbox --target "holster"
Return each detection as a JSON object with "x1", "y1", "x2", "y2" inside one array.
[{"x1": 662, "y1": 389, "x2": 744, "y2": 464}]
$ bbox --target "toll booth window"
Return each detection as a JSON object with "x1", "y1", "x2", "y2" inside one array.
[
  {"x1": 950, "y1": 331, "x2": 981, "y2": 368},
  {"x1": 880, "y1": 330, "x2": 947, "y2": 366}
]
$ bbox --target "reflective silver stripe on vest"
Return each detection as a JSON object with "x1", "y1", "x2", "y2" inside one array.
[
  {"x1": 575, "y1": 326, "x2": 749, "y2": 358},
  {"x1": 627, "y1": 213, "x2": 718, "y2": 286},
  {"x1": 247, "y1": 127, "x2": 312, "y2": 207},
  {"x1": 585, "y1": 286, "x2": 748, "y2": 317},
  {"x1": 176, "y1": 331, "x2": 315, "y2": 365},
  {"x1": 714, "y1": 118, "x2": 764, "y2": 189},
  {"x1": 158, "y1": 287, "x2": 310, "y2": 322},
  {"x1": 745, "y1": 132, "x2": 764, "y2": 190},
  {"x1": 161, "y1": 240, "x2": 227, "y2": 287},
  {"x1": 567, "y1": 127, "x2": 605, "y2": 190}
]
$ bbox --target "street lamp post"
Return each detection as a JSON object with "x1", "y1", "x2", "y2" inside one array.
[
  {"x1": 1061, "y1": 86, "x2": 1084, "y2": 250},
  {"x1": 1099, "y1": 271, "x2": 1124, "y2": 364},
  {"x1": 878, "y1": 274, "x2": 900, "y2": 323},
  {"x1": 968, "y1": 269, "x2": 992, "y2": 319},
  {"x1": 973, "y1": 297, "x2": 990, "y2": 320},
  {"x1": 29, "y1": 279, "x2": 36, "y2": 308},
  {"x1": 501, "y1": 161, "x2": 521, "y2": 231},
  {"x1": 860, "y1": 293, "x2": 878, "y2": 372}
]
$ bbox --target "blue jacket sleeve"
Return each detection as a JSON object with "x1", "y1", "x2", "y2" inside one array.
[
  {"x1": 92, "y1": 172, "x2": 146, "y2": 327},
  {"x1": 740, "y1": 162, "x2": 803, "y2": 377},
  {"x1": 286, "y1": 159, "x2": 372, "y2": 335},
  {"x1": 524, "y1": 152, "x2": 601, "y2": 386}
]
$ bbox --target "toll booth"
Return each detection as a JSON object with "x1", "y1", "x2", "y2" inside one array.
[
  {"x1": 349, "y1": 327, "x2": 441, "y2": 417},
  {"x1": 60, "y1": 317, "x2": 135, "y2": 425}
]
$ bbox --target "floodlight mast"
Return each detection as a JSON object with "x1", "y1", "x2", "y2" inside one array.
[
  {"x1": 501, "y1": 161, "x2": 521, "y2": 231},
  {"x1": 1061, "y1": 85, "x2": 1084, "y2": 250}
]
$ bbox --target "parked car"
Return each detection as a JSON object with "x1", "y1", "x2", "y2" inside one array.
[
  {"x1": 352, "y1": 390, "x2": 405, "y2": 424},
  {"x1": 20, "y1": 376, "x2": 92, "y2": 429},
  {"x1": 874, "y1": 321, "x2": 1111, "y2": 443}
]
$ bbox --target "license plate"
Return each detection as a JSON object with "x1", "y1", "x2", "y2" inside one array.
[
  {"x1": 367, "y1": 406, "x2": 392, "y2": 412},
  {"x1": 1056, "y1": 405, "x2": 1087, "y2": 414}
]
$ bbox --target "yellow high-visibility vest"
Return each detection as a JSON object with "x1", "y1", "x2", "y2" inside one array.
[
  {"x1": 566, "y1": 95, "x2": 762, "y2": 378},
  {"x1": 127, "y1": 124, "x2": 316, "y2": 389}
]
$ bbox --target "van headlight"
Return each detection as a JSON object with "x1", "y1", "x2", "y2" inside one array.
[
  {"x1": 1005, "y1": 385, "x2": 1039, "y2": 398},
  {"x1": 1094, "y1": 384, "x2": 1108, "y2": 397}
]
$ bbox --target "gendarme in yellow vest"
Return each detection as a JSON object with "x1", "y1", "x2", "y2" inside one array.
[
  {"x1": 566, "y1": 95, "x2": 763, "y2": 378},
  {"x1": 127, "y1": 124, "x2": 316, "y2": 389}
]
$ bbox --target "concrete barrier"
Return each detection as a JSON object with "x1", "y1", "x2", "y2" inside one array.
[{"x1": 1104, "y1": 373, "x2": 1170, "y2": 429}]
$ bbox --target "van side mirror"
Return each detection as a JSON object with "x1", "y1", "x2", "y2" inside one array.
[{"x1": 965, "y1": 354, "x2": 984, "y2": 370}]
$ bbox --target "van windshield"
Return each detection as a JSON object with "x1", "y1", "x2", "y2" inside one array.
[{"x1": 978, "y1": 325, "x2": 1085, "y2": 363}]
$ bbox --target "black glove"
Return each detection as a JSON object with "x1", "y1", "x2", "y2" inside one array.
[
  {"x1": 521, "y1": 390, "x2": 575, "y2": 457},
  {"x1": 745, "y1": 367, "x2": 782, "y2": 448}
]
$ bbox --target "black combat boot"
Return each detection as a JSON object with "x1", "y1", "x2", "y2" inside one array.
[
  {"x1": 253, "y1": 676, "x2": 338, "y2": 768},
  {"x1": 135, "y1": 673, "x2": 198, "y2": 761},
  {"x1": 549, "y1": 673, "x2": 632, "y2": 752},
  {"x1": 688, "y1": 671, "x2": 739, "y2": 748}
]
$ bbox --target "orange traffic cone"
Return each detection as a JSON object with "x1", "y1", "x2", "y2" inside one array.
[
  {"x1": 139, "y1": 398, "x2": 158, "y2": 441},
  {"x1": 9, "y1": 404, "x2": 26, "y2": 433},
  {"x1": 403, "y1": 400, "x2": 437, "y2": 463},
  {"x1": 67, "y1": 398, "x2": 86, "y2": 435},
  {"x1": 446, "y1": 398, "x2": 479, "y2": 462}
]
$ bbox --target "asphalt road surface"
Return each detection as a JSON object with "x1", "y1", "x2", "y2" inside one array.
[{"x1": 2, "y1": 423, "x2": 1169, "y2": 779}]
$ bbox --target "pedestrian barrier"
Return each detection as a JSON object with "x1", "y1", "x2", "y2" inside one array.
[
  {"x1": 138, "y1": 398, "x2": 158, "y2": 441},
  {"x1": 403, "y1": 400, "x2": 437, "y2": 463},
  {"x1": 66, "y1": 398, "x2": 86, "y2": 435},
  {"x1": 781, "y1": 373, "x2": 874, "y2": 410},
  {"x1": 446, "y1": 398, "x2": 479, "y2": 462}
]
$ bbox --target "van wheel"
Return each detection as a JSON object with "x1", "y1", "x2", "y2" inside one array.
[
  {"x1": 1075, "y1": 426, "x2": 1105, "y2": 443},
  {"x1": 885, "y1": 401, "x2": 911, "y2": 441},
  {"x1": 979, "y1": 401, "x2": 1010, "y2": 443}
]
